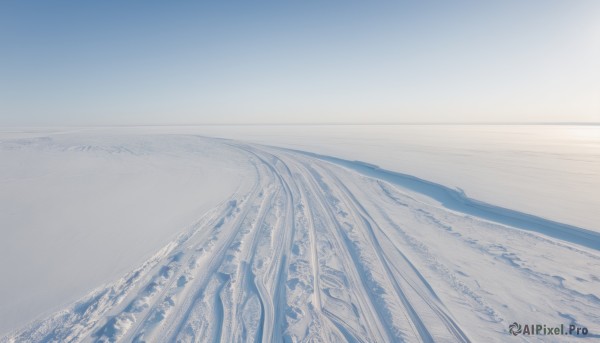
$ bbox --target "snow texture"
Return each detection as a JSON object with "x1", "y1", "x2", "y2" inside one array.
[{"x1": 1, "y1": 129, "x2": 599, "y2": 342}]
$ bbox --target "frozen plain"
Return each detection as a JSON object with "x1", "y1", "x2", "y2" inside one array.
[{"x1": 1, "y1": 126, "x2": 599, "y2": 342}]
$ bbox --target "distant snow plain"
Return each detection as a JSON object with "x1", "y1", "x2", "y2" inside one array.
[{"x1": 1, "y1": 125, "x2": 598, "y2": 342}]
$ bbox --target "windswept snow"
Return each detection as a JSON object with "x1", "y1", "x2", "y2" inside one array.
[
  {"x1": 1, "y1": 131, "x2": 599, "y2": 342},
  {"x1": 0, "y1": 134, "x2": 248, "y2": 334}
]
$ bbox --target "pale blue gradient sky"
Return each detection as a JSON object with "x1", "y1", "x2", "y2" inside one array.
[{"x1": 1, "y1": 1, "x2": 599, "y2": 125}]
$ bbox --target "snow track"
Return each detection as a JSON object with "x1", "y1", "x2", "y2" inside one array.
[{"x1": 3, "y1": 138, "x2": 599, "y2": 342}]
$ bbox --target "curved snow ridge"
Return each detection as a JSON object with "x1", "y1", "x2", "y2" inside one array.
[
  {"x1": 289, "y1": 148, "x2": 600, "y2": 251},
  {"x1": 3, "y1": 140, "x2": 600, "y2": 343}
]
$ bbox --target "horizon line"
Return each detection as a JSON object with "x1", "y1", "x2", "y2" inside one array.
[{"x1": 2, "y1": 121, "x2": 599, "y2": 128}]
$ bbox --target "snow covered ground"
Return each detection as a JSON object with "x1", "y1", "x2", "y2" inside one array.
[
  {"x1": 125, "y1": 124, "x2": 600, "y2": 232},
  {"x1": 1, "y1": 127, "x2": 599, "y2": 342},
  {"x1": 0, "y1": 133, "x2": 248, "y2": 335}
]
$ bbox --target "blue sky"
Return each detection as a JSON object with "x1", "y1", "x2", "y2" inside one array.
[{"x1": 1, "y1": 1, "x2": 599, "y2": 125}]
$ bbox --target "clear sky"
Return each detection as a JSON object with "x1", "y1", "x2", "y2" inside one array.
[{"x1": 1, "y1": 0, "x2": 599, "y2": 125}]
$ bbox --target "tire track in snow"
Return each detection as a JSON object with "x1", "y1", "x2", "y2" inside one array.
[
  {"x1": 322, "y1": 166, "x2": 470, "y2": 342},
  {"x1": 7, "y1": 138, "x2": 599, "y2": 343},
  {"x1": 2, "y1": 141, "x2": 471, "y2": 343}
]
